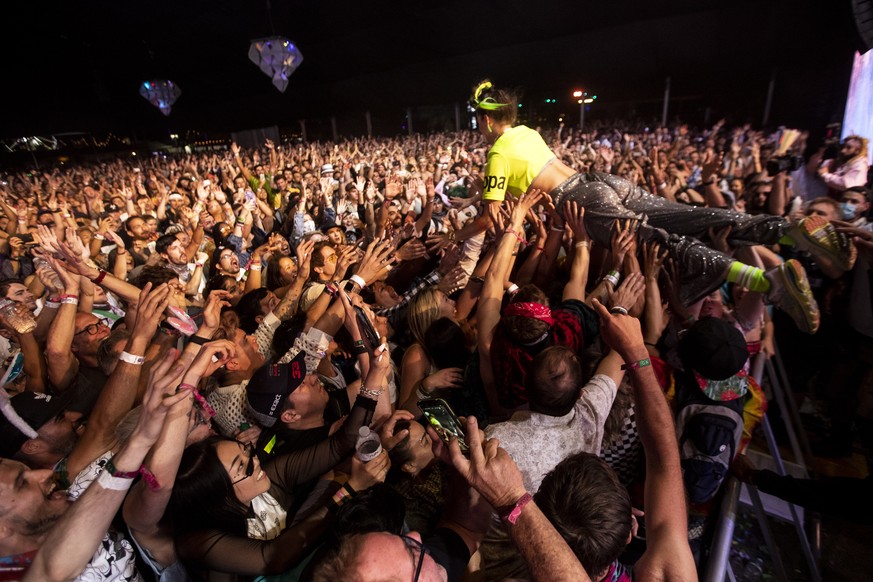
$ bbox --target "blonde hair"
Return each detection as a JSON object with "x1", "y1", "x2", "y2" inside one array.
[{"x1": 407, "y1": 287, "x2": 444, "y2": 346}]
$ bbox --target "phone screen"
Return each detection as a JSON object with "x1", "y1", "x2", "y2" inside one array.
[{"x1": 419, "y1": 398, "x2": 469, "y2": 453}]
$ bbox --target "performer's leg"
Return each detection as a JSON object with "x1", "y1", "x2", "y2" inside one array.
[{"x1": 551, "y1": 174, "x2": 819, "y2": 333}]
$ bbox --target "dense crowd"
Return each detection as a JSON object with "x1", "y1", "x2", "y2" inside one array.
[{"x1": 0, "y1": 81, "x2": 870, "y2": 582}]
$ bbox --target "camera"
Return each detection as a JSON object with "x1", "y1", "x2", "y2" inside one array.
[{"x1": 766, "y1": 155, "x2": 803, "y2": 176}]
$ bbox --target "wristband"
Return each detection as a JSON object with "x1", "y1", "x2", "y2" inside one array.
[
  {"x1": 507, "y1": 283, "x2": 519, "y2": 295},
  {"x1": 138, "y1": 466, "x2": 160, "y2": 491},
  {"x1": 469, "y1": 275, "x2": 484, "y2": 284},
  {"x1": 602, "y1": 270, "x2": 620, "y2": 287},
  {"x1": 55, "y1": 294, "x2": 78, "y2": 301},
  {"x1": 44, "y1": 300, "x2": 59, "y2": 309},
  {"x1": 184, "y1": 386, "x2": 216, "y2": 418},
  {"x1": 189, "y1": 335, "x2": 209, "y2": 346},
  {"x1": 97, "y1": 469, "x2": 135, "y2": 491},
  {"x1": 657, "y1": 182, "x2": 667, "y2": 190},
  {"x1": 533, "y1": 245, "x2": 544, "y2": 252},
  {"x1": 500, "y1": 492, "x2": 534, "y2": 525},
  {"x1": 93, "y1": 233, "x2": 105, "y2": 240},
  {"x1": 504, "y1": 228, "x2": 527, "y2": 245},
  {"x1": 118, "y1": 351, "x2": 145, "y2": 365},
  {"x1": 194, "y1": 262, "x2": 204, "y2": 268},
  {"x1": 575, "y1": 241, "x2": 590, "y2": 248},
  {"x1": 248, "y1": 264, "x2": 261, "y2": 271},
  {"x1": 92, "y1": 270, "x2": 108, "y2": 285},
  {"x1": 349, "y1": 274, "x2": 366, "y2": 290},
  {"x1": 353, "y1": 344, "x2": 368, "y2": 355},
  {"x1": 621, "y1": 358, "x2": 652, "y2": 371},
  {"x1": 59, "y1": 297, "x2": 79, "y2": 306},
  {"x1": 550, "y1": 225, "x2": 565, "y2": 232},
  {"x1": 324, "y1": 282, "x2": 339, "y2": 297}
]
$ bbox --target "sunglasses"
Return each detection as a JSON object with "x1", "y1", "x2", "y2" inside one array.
[{"x1": 231, "y1": 442, "x2": 256, "y2": 485}]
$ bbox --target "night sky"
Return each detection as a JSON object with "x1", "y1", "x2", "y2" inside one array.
[{"x1": 0, "y1": 0, "x2": 861, "y2": 140}]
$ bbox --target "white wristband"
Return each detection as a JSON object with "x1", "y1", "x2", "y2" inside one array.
[
  {"x1": 507, "y1": 283, "x2": 519, "y2": 295},
  {"x1": 118, "y1": 351, "x2": 145, "y2": 365},
  {"x1": 97, "y1": 470, "x2": 135, "y2": 491},
  {"x1": 349, "y1": 274, "x2": 366, "y2": 289}
]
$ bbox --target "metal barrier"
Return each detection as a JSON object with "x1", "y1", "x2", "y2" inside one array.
[{"x1": 701, "y1": 346, "x2": 821, "y2": 582}]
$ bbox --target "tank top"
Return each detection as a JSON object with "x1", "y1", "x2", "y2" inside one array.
[{"x1": 482, "y1": 125, "x2": 556, "y2": 202}]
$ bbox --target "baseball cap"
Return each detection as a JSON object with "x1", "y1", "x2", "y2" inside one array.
[
  {"x1": 321, "y1": 164, "x2": 335, "y2": 175},
  {"x1": 0, "y1": 391, "x2": 72, "y2": 457},
  {"x1": 678, "y1": 317, "x2": 748, "y2": 381},
  {"x1": 246, "y1": 351, "x2": 307, "y2": 428},
  {"x1": 168, "y1": 193, "x2": 184, "y2": 201}
]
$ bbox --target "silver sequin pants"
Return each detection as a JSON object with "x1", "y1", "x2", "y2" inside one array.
[{"x1": 551, "y1": 173, "x2": 788, "y2": 304}]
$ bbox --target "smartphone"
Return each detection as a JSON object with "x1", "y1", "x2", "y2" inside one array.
[
  {"x1": 17, "y1": 234, "x2": 37, "y2": 245},
  {"x1": 419, "y1": 398, "x2": 469, "y2": 454},
  {"x1": 353, "y1": 304, "x2": 381, "y2": 346},
  {"x1": 245, "y1": 190, "x2": 256, "y2": 203}
]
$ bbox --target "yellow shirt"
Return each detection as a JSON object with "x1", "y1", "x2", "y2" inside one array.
[{"x1": 482, "y1": 125, "x2": 556, "y2": 202}]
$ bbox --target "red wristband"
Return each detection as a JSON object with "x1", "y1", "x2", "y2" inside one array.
[
  {"x1": 92, "y1": 270, "x2": 107, "y2": 285},
  {"x1": 500, "y1": 492, "x2": 533, "y2": 525}
]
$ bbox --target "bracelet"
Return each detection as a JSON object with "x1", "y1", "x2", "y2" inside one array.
[
  {"x1": 621, "y1": 358, "x2": 652, "y2": 371},
  {"x1": 644, "y1": 341, "x2": 658, "y2": 348},
  {"x1": 59, "y1": 297, "x2": 79, "y2": 306},
  {"x1": 189, "y1": 335, "x2": 209, "y2": 346},
  {"x1": 116, "y1": 248, "x2": 127, "y2": 255},
  {"x1": 504, "y1": 228, "x2": 527, "y2": 245},
  {"x1": 507, "y1": 283, "x2": 519, "y2": 295},
  {"x1": 194, "y1": 262, "x2": 203, "y2": 268},
  {"x1": 575, "y1": 241, "x2": 590, "y2": 248},
  {"x1": 118, "y1": 351, "x2": 145, "y2": 365},
  {"x1": 469, "y1": 275, "x2": 484, "y2": 284},
  {"x1": 324, "y1": 282, "x2": 339, "y2": 297},
  {"x1": 330, "y1": 482, "x2": 356, "y2": 511},
  {"x1": 93, "y1": 233, "x2": 105, "y2": 240},
  {"x1": 657, "y1": 182, "x2": 667, "y2": 190},
  {"x1": 500, "y1": 492, "x2": 534, "y2": 525},
  {"x1": 609, "y1": 306, "x2": 629, "y2": 316},
  {"x1": 359, "y1": 386, "x2": 384, "y2": 399},
  {"x1": 55, "y1": 294, "x2": 78, "y2": 301},
  {"x1": 236, "y1": 218, "x2": 246, "y2": 226},
  {"x1": 533, "y1": 245, "x2": 545, "y2": 252},
  {"x1": 92, "y1": 270, "x2": 107, "y2": 285},
  {"x1": 448, "y1": 230, "x2": 457, "y2": 243},
  {"x1": 44, "y1": 300, "x2": 59, "y2": 309},
  {"x1": 104, "y1": 458, "x2": 139, "y2": 479},
  {"x1": 550, "y1": 225, "x2": 565, "y2": 232},
  {"x1": 349, "y1": 274, "x2": 366, "y2": 289},
  {"x1": 353, "y1": 345, "x2": 368, "y2": 355},
  {"x1": 248, "y1": 264, "x2": 261, "y2": 271}
]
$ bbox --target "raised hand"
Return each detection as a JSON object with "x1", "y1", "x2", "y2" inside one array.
[
  {"x1": 608, "y1": 272, "x2": 645, "y2": 313},
  {"x1": 563, "y1": 200, "x2": 588, "y2": 242},
  {"x1": 435, "y1": 416, "x2": 527, "y2": 509},
  {"x1": 609, "y1": 219, "x2": 636, "y2": 269},
  {"x1": 135, "y1": 349, "x2": 193, "y2": 445},
  {"x1": 131, "y1": 283, "x2": 171, "y2": 341},
  {"x1": 378, "y1": 409, "x2": 416, "y2": 452},
  {"x1": 294, "y1": 238, "x2": 316, "y2": 281},
  {"x1": 201, "y1": 290, "x2": 231, "y2": 331}
]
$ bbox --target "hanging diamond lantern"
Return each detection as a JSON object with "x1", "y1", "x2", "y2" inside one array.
[
  {"x1": 139, "y1": 80, "x2": 181, "y2": 116},
  {"x1": 248, "y1": 37, "x2": 303, "y2": 93}
]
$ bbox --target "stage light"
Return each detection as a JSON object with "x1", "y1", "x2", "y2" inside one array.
[
  {"x1": 249, "y1": 37, "x2": 303, "y2": 93},
  {"x1": 139, "y1": 80, "x2": 181, "y2": 116},
  {"x1": 572, "y1": 90, "x2": 583, "y2": 98}
]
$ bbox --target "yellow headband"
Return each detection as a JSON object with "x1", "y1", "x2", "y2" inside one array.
[{"x1": 470, "y1": 81, "x2": 508, "y2": 111}]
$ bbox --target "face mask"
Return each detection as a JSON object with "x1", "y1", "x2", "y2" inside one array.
[{"x1": 841, "y1": 201, "x2": 858, "y2": 220}]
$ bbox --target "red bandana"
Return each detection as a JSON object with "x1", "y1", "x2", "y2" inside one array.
[{"x1": 503, "y1": 302, "x2": 554, "y2": 325}]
